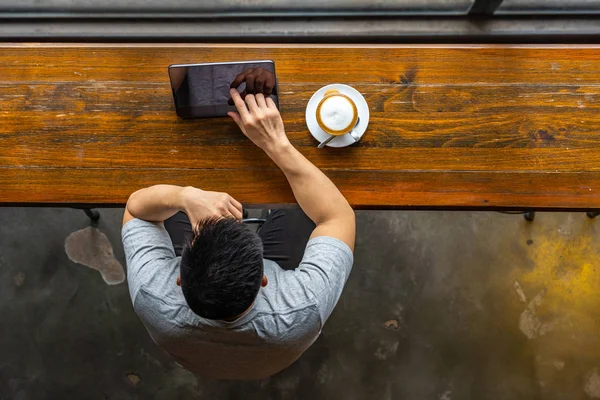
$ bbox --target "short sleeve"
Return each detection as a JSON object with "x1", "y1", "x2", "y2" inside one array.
[
  {"x1": 121, "y1": 218, "x2": 177, "y2": 301},
  {"x1": 292, "y1": 236, "x2": 354, "y2": 324}
]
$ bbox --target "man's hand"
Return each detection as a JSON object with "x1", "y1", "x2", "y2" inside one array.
[
  {"x1": 227, "y1": 89, "x2": 290, "y2": 153},
  {"x1": 181, "y1": 187, "x2": 243, "y2": 229},
  {"x1": 123, "y1": 185, "x2": 243, "y2": 228}
]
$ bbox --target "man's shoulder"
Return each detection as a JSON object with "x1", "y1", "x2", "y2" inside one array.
[
  {"x1": 133, "y1": 266, "x2": 185, "y2": 307},
  {"x1": 260, "y1": 237, "x2": 354, "y2": 327},
  {"x1": 132, "y1": 281, "x2": 200, "y2": 336},
  {"x1": 122, "y1": 218, "x2": 179, "y2": 304},
  {"x1": 252, "y1": 260, "x2": 323, "y2": 328},
  {"x1": 246, "y1": 295, "x2": 322, "y2": 343}
]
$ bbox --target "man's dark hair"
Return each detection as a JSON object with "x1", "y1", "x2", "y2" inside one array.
[{"x1": 180, "y1": 217, "x2": 264, "y2": 320}]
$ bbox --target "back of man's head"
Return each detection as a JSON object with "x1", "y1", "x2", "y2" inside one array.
[{"x1": 180, "y1": 217, "x2": 264, "y2": 320}]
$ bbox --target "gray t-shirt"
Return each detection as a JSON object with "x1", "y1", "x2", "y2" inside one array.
[{"x1": 122, "y1": 218, "x2": 353, "y2": 380}]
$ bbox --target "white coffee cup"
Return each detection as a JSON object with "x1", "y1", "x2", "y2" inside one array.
[{"x1": 316, "y1": 90, "x2": 360, "y2": 147}]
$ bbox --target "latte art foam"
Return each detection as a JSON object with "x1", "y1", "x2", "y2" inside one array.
[{"x1": 318, "y1": 96, "x2": 355, "y2": 132}]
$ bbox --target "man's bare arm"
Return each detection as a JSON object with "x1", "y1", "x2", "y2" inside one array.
[
  {"x1": 267, "y1": 145, "x2": 355, "y2": 250},
  {"x1": 123, "y1": 184, "x2": 243, "y2": 228},
  {"x1": 228, "y1": 89, "x2": 355, "y2": 251}
]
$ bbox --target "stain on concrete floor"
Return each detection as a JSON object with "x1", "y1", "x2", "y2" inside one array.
[
  {"x1": 1, "y1": 208, "x2": 600, "y2": 399},
  {"x1": 64, "y1": 226, "x2": 125, "y2": 285}
]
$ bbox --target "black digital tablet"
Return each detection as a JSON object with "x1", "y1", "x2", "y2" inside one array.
[{"x1": 168, "y1": 60, "x2": 279, "y2": 119}]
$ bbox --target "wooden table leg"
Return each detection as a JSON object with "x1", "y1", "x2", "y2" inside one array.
[
  {"x1": 83, "y1": 209, "x2": 100, "y2": 222},
  {"x1": 523, "y1": 211, "x2": 535, "y2": 222}
]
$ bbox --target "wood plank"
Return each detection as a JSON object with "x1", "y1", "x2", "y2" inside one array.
[
  {"x1": 2, "y1": 45, "x2": 600, "y2": 85},
  {"x1": 2, "y1": 44, "x2": 600, "y2": 208},
  {"x1": 3, "y1": 85, "x2": 600, "y2": 171},
  {"x1": 3, "y1": 167, "x2": 600, "y2": 209}
]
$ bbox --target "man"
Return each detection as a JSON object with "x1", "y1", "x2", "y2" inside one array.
[{"x1": 122, "y1": 88, "x2": 355, "y2": 380}]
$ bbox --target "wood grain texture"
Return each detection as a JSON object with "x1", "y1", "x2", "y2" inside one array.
[{"x1": 2, "y1": 44, "x2": 600, "y2": 208}]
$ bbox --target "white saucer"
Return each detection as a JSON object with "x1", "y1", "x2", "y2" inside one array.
[{"x1": 306, "y1": 84, "x2": 370, "y2": 148}]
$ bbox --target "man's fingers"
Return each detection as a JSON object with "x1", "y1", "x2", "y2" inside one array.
[
  {"x1": 229, "y1": 90, "x2": 248, "y2": 105},
  {"x1": 255, "y1": 93, "x2": 267, "y2": 108},
  {"x1": 230, "y1": 89, "x2": 250, "y2": 120},
  {"x1": 266, "y1": 97, "x2": 277, "y2": 109},
  {"x1": 223, "y1": 210, "x2": 238, "y2": 220},
  {"x1": 230, "y1": 69, "x2": 253, "y2": 89},
  {"x1": 229, "y1": 196, "x2": 243, "y2": 212},
  {"x1": 228, "y1": 203, "x2": 243, "y2": 220},
  {"x1": 219, "y1": 212, "x2": 235, "y2": 221},
  {"x1": 245, "y1": 94, "x2": 259, "y2": 113}
]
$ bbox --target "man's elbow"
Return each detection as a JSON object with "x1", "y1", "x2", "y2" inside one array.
[
  {"x1": 122, "y1": 190, "x2": 141, "y2": 225},
  {"x1": 341, "y1": 200, "x2": 355, "y2": 222},
  {"x1": 125, "y1": 188, "x2": 146, "y2": 212},
  {"x1": 326, "y1": 204, "x2": 355, "y2": 229},
  {"x1": 124, "y1": 193, "x2": 136, "y2": 216}
]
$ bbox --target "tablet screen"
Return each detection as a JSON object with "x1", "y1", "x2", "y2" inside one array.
[{"x1": 169, "y1": 60, "x2": 279, "y2": 119}]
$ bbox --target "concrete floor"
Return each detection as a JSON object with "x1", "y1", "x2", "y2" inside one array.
[{"x1": 1, "y1": 208, "x2": 600, "y2": 399}]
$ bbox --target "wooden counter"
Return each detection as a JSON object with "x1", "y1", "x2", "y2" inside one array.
[{"x1": 2, "y1": 44, "x2": 600, "y2": 209}]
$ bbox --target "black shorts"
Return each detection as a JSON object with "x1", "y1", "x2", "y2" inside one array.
[{"x1": 164, "y1": 208, "x2": 315, "y2": 271}]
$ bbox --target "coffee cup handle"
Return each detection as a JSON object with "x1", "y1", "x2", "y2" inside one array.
[
  {"x1": 349, "y1": 130, "x2": 360, "y2": 143},
  {"x1": 348, "y1": 117, "x2": 361, "y2": 143}
]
